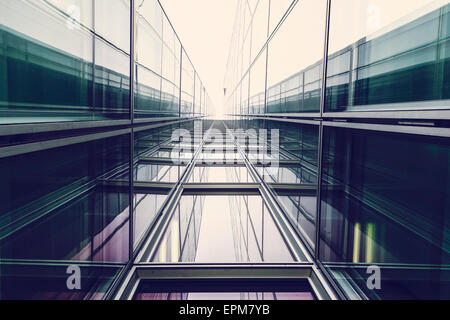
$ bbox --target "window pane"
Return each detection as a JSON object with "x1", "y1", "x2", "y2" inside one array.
[
  {"x1": 0, "y1": 134, "x2": 131, "y2": 263},
  {"x1": 320, "y1": 126, "x2": 450, "y2": 298},
  {"x1": 269, "y1": 0, "x2": 294, "y2": 34},
  {"x1": 267, "y1": 0, "x2": 326, "y2": 113},
  {"x1": 326, "y1": 0, "x2": 450, "y2": 112},
  {"x1": 251, "y1": 0, "x2": 269, "y2": 63},
  {"x1": 94, "y1": 38, "x2": 130, "y2": 118},
  {"x1": 151, "y1": 195, "x2": 296, "y2": 263},
  {"x1": 248, "y1": 50, "x2": 267, "y2": 114},
  {"x1": 188, "y1": 166, "x2": 254, "y2": 183},
  {"x1": 95, "y1": 0, "x2": 130, "y2": 53},
  {"x1": 0, "y1": 0, "x2": 97, "y2": 123},
  {"x1": 135, "y1": 65, "x2": 161, "y2": 118}
]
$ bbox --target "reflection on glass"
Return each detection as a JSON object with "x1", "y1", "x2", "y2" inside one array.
[
  {"x1": 324, "y1": 265, "x2": 450, "y2": 300},
  {"x1": 188, "y1": 166, "x2": 254, "y2": 183},
  {"x1": 0, "y1": 1, "x2": 93, "y2": 123},
  {"x1": 0, "y1": 263, "x2": 122, "y2": 300},
  {"x1": 266, "y1": 0, "x2": 326, "y2": 114},
  {"x1": 278, "y1": 194, "x2": 316, "y2": 248},
  {"x1": 95, "y1": 38, "x2": 130, "y2": 117},
  {"x1": 261, "y1": 165, "x2": 316, "y2": 184},
  {"x1": 95, "y1": 0, "x2": 130, "y2": 53},
  {"x1": 151, "y1": 195, "x2": 295, "y2": 263},
  {"x1": 266, "y1": 120, "x2": 319, "y2": 166},
  {"x1": 320, "y1": 126, "x2": 450, "y2": 298},
  {"x1": 251, "y1": 0, "x2": 270, "y2": 63},
  {"x1": 326, "y1": 0, "x2": 450, "y2": 112},
  {"x1": 134, "y1": 278, "x2": 316, "y2": 300},
  {"x1": 134, "y1": 193, "x2": 168, "y2": 245},
  {"x1": 129, "y1": 163, "x2": 185, "y2": 183},
  {"x1": 1, "y1": 187, "x2": 130, "y2": 263},
  {"x1": 134, "y1": 65, "x2": 162, "y2": 118},
  {"x1": 248, "y1": 50, "x2": 267, "y2": 114}
]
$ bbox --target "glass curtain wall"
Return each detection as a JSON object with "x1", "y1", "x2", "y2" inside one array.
[
  {"x1": 225, "y1": 0, "x2": 450, "y2": 300},
  {"x1": 0, "y1": 0, "x2": 211, "y2": 123},
  {"x1": 0, "y1": 0, "x2": 210, "y2": 300}
]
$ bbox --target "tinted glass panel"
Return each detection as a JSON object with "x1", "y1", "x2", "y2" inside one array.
[
  {"x1": 151, "y1": 195, "x2": 296, "y2": 263},
  {"x1": 326, "y1": 0, "x2": 450, "y2": 112},
  {"x1": 320, "y1": 126, "x2": 450, "y2": 298}
]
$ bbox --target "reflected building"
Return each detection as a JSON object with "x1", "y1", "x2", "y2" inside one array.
[
  {"x1": 224, "y1": 0, "x2": 450, "y2": 300},
  {"x1": 0, "y1": 0, "x2": 449, "y2": 300}
]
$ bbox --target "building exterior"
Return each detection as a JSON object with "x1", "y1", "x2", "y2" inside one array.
[
  {"x1": 223, "y1": 0, "x2": 450, "y2": 300},
  {"x1": 0, "y1": 0, "x2": 449, "y2": 300}
]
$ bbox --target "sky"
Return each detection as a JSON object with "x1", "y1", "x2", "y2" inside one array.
[{"x1": 159, "y1": 0, "x2": 239, "y2": 115}]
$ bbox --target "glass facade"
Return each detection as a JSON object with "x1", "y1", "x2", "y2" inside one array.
[
  {"x1": 224, "y1": 0, "x2": 450, "y2": 300},
  {"x1": 2, "y1": 0, "x2": 450, "y2": 301},
  {"x1": 0, "y1": 0, "x2": 212, "y2": 300},
  {"x1": 225, "y1": 0, "x2": 450, "y2": 117},
  {"x1": 0, "y1": 0, "x2": 212, "y2": 123}
]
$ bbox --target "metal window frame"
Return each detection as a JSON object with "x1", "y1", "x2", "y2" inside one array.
[{"x1": 113, "y1": 263, "x2": 337, "y2": 300}]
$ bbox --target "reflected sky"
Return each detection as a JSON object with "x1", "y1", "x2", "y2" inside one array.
[
  {"x1": 152, "y1": 195, "x2": 295, "y2": 263},
  {"x1": 188, "y1": 166, "x2": 254, "y2": 183}
]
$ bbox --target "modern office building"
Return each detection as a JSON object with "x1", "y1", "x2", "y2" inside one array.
[{"x1": 0, "y1": 0, "x2": 449, "y2": 300}]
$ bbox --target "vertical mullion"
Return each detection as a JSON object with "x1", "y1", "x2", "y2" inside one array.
[
  {"x1": 315, "y1": 0, "x2": 331, "y2": 260},
  {"x1": 92, "y1": 0, "x2": 96, "y2": 119},
  {"x1": 90, "y1": 0, "x2": 96, "y2": 259},
  {"x1": 129, "y1": 0, "x2": 136, "y2": 261},
  {"x1": 319, "y1": 0, "x2": 331, "y2": 117}
]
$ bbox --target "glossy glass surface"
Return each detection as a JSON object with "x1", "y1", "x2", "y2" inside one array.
[
  {"x1": 248, "y1": 50, "x2": 267, "y2": 115},
  {"x1": 0, "y1": 133, "x2": 131, "y2": 262},
  {"x1": 320, "y1": 126, "x2": 450, "y2": 298},
  {"x1": 151, "y1": 195, "x2": 295, "y2": 263},
  {"x1": 324, "y1": 265, "x2": 450, "y2": 300},
  {"x1": 0, "y1": 0, "x2": 132, "y2": 123},
  {"x1": 0, "y1": 263, "x2": 122, "y2": 300},
  {"x1": 266, "y1": 0, "x2": 326, "y2": 114},
  {"x1": 134, "y1": 278, "x2": 316, "y2": 300},
  {"x1": 134, "y1": 193, "x2": 168, "y2": 246},
  {"x1": 326, "y1": 0, "x2": 450, "y2": 112},
  {"x1": 188, "y1": 166, "x2": 254, "y2": 183},
  {"x1": 0, "y1": 0, "x2": 210, "y2": 124}
]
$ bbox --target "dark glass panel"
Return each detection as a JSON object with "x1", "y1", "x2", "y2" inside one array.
[
  {"x1": 0, "y1": 263, "x2": 122, "y2": 300},
  {"x1": 134, "y1": 278, "x2": 316, "y2": 300},
  {"x1": 0, "y1": 133, "x2": 131, "y2": 263},
  {"x1": 320, "y1": 126, "x2": 450, "y2": 298}
]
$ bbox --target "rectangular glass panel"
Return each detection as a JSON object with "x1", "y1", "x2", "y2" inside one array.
[
  {"x1": 94, "y1": 38, "x2": 130, "y2": 119},
  {"x1": 135, "y1": 163, "x2": 184, "y2": 183},
  {"x1": 0, "y1": 133, "x2": 131, "y2": 263},
  {"x1": 0, "y1": 263, "x2": 122, "y2": 300},
  {"x1": 267, "y1": 0, "x2": 326, "y2": 113},
  {"x1": 134, "y1": 193, "x2": 168, "y2": 246},
  {"x1": 134, "y1": 278, "x2": 316, "y2": 300},
  {"x1": 251, "y1": 0, "x2": 270, "y2": 63},
  {"x1": 135, "y1": 65, "x2": 161, "y2": 118},
  {"x1": 326, "y1": 0, "x2": 450, "y2": 112},
  {"x1": 0, "y1": 0, "x2": 99, "y2": 123},
  {"x1": 248, "y1": 50, "x2": 267, "y2": 114},
  {"x1": 320, "y1": 126, "x2": 450, "y2": 298},
  {"x1": 188, "y1": 166, "x2": 254, "y2": 183},
  {"x1": 151, "y1": 195, "x2": 296, "y2": 263},
  {"x1": 95, "y1": 0, "x2": 130, "y2": 53}
]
